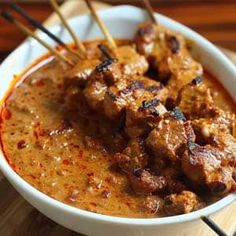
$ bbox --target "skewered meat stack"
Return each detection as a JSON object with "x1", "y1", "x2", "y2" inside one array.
[
  {"x1": 65, "y1": 0, "x2": 235, "y2": 216},
  {"x1": 134, "y1": 0, "x2": 203, "y2": 99}
]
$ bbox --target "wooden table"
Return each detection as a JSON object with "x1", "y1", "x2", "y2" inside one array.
[{"x1": 0, "y1": 1, "x2": 236, "y2": 236}]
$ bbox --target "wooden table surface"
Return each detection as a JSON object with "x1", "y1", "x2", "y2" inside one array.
[{"x1": 0, "y1": 1, "x2": 236, "y2": 236}]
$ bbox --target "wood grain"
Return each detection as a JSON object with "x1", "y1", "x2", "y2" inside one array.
[{"x1": 0, "y1": 1, "x2": 236, "y2": 236}]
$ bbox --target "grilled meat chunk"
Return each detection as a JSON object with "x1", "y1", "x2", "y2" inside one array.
[
  {"x1": 166, "y1": 57, "x2": 203, "y2": 99},
  {"x1": 85, "y1": 70, "x2": 167, "y2": 121},
  {"x1": 83, "y1": 59, "x2": 122, "y2": 112},
  {"x1": 163, "y1": 191, "x2": 203, "y2": 216},
  {"x1": 161, "y1": 167, "x2": 187, "y2": 194},
  {"x1": 103, "y1": 79, "x2": 142, "y2": 120},
  {"x1": 146, "y1": 112, "x2": 195, "y2": 162},
  {"x1": 125, "y1": 97, "x2": 167, "y2": 138},
  {"x1": 176, "y1": 79, "x2": 216, "y2": 119},
  {"x1": 103, "y1": 85, "x2": 130, "y2": 120},
  {"x1": 114, "y1": 139, "x2": 167, "y2": 195},
  {"x1": 114, "y1": 138, "x2": 149, "y2": 173},
  {"x1": 113, "y1": 45, "x2": 149, "y2": 76},
  {"x1": 64, "y1": 59, "x2": 101, "y2": 88},
  {"x1": 129, "y1": 169, "x2": 167, "y2": 195},
  {"x1": 66, "y1": 42, "x2": 149, "y2": 90},
  {"x1": 192, "y1": 112, "x2": 235, "y2": 143},
  {"x1": 134, "y1": 21, "x2": 202, "y2": 97},
  {"x1": 103, "y1": 77, "x2": 167, "y2": 120},
  {"x1": 83, "y1": 80, "x2": 107, "y2": 111},
  {"x1": 141, "y1": 195, "x2": 164, "y2": 214},
  {"x1": 208, "y1": 134, "x2": 236, "y2": 166},
  {"x1": 93, "y1": 58, "x2": 123, "y2": 85},
  {"x1": 182, "y1": 143, "x2": 235, "y2": 195},
  {"x1": 134, "y1": 21, "x2": 158, "y2": 56}
]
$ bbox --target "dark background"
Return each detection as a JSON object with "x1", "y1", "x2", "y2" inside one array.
[{"x1": 0, "y1": 0, "x2": 236, "y2": 62}]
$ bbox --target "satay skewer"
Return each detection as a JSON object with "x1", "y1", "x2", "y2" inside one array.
[
  {"x1": 84, "y1": 0, "x2": 117, "y2": 49},
  {"x1": 10, "y1": 2, "x2": 81, "y2": 59},
  {"x1": 50, "y1": 0, "x2": 87, "y2": 56},
  {"x1": 140, "y1": 3, "x2": 229, "y2": 236},
  {"x1": 1, "y1": 11, "x2": 74, "y2": 66}
]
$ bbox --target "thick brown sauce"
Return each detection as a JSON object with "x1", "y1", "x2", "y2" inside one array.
[{"x1": 0, "y1": 40, "x2": 235, "y2": 218}]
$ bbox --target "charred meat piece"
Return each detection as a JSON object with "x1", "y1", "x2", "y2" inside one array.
[
  {"x1": 141, "y1": 195, "x2": 164, "y2": 214},
  {"x1": 114, "y1": 138, "x2": 149, "y2": 173},
  {"x1": 103, "y1": 78, "x2": 139, "y2": 120},
  {"x1": 125, "y1": 96, "x2": 167, "y2": 138},
  {"x1": 176, "y1": 79, "x2": 216, "y2": 119},
  {"x1": 163, "y1": 191, "x2": 203, "y2": 216},
  {"x1": 134, "y1": 21, "x2": 202, "y2": 87},
  {"x1": 165, "y1": 55, "x2": 203, "y2": 98},
  {"x1": 113, "y1": 139, "x2": 168, "y2": 195},
  {"x1": 153, "y1": 33, "x2": 188, "y2": 81},
  {"x1": 103, "y1": 87, "x2": 129, "y2": 120},
  {"x1": 83, "y1": 56, "x2": 125, "y2": 112},
  {"x1": 113, "y1": 45, "x2": 149, "y2": 76},
  {"x1": 208, "y1": 133, "x2": 236, "y2": 165},
  {"x1": 182, "y1": 143, "x2": 235, "y2": 195},
  {"x1": 166, "y1": 35, "x2": 180, "y2": 54},
  {"x1": 64, "y1": 59, "x2": 101, "y2": 88},
  {"x1": 103, "y1": 77, "x2": 167, "y2": 120},
  {"x1": 146, "y1": 112, "x2": 196, "y2": 162},
  {"x1": 170, "y1": 107, "x2": 186, "y2": 121},
  {"x1": 83, "y1": 80, "x2": 107, "y2": 112},
  {"x1": 134, "y1": 21, "x2": 158, "y2": 56},
  {"x1": 101, "y1": 44, "x2": 149, "y2": 77},
  {"x1": 192, "y1": 111, "x2": 236, "y2": 143},
  {"x1": 129, "y1": 168, "x2": 167, "y2": 195},
  {"x1": 93, "y1": 58, "x2": 123, "y2": 86},
  {"x1": 161, "y1": 167, "x2": 187, "y2": 194},
  {"x1": 134, "y1": 21, "x2": 171, "y2": 71}
]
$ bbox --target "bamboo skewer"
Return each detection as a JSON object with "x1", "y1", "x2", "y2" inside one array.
[
  {"x1": 84, "y1": 0, "x2": 117, "y2": 49},
  {"x1": 10, "y1": 2, "x2": 81, "y2": 59},
  {"x1": 1, "y1": 11, "x2": 74, "y2": 66},
  {"x1": 140, "y1": 0, "x2": 158, "y2": 24},
  {"x1": 201, "y1": 216, "x2": 228, "y2": 236},
  {"x1": 98, "y1": 44, "x2": 113, "y2": 60},
  {"x1": 50, "y1": 0, "x2": 86, "y2": 56}
]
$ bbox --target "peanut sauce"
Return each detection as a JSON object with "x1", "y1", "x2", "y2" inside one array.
[{"x1": 0, "y1": 39, "x2": 235, "y2": 218}]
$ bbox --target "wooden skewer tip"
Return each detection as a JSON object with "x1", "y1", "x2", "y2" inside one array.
[
  {"x1": 1, "y1": 10, "x2": 74, "y2": 66},
  {"x1": 50, "y1": 0, "x2": 86, "y2": 56},
  {"x1": 141, "y1": 0, "x2": 158, "y2": 24},
  {"x1": 84, "y1": 0, "x2": 117, "y2": 49}
]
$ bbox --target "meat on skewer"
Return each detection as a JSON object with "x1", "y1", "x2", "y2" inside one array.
[
  {"x1": 84, "y1": 0, "x2": 149, "y2": 76},
  {"x1": 82, "y1": 1, "x2": 236, "y2": 203},
  {"x1": 134, "y1": 2, "x2": 203, "y2": 99},
  {"x1": 62, "y1": 0, "x2": 236, "y2": 211},
  {"x1": 182, "y1": 141, "x2": 236, "y2": 195}
]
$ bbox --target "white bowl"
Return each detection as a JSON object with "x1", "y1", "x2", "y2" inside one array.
[{"x1": 0, "y1": 5, "x2": 236, "y2": 236}]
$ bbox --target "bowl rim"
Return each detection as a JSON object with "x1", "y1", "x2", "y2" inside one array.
[{"x1": 0, "y1": 4, "x2": 235, "y2": 226}]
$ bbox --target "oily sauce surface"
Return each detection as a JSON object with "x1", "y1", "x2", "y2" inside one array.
[{"x1": 0, "y1": 40, "x2": 235, "y2": 218}]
